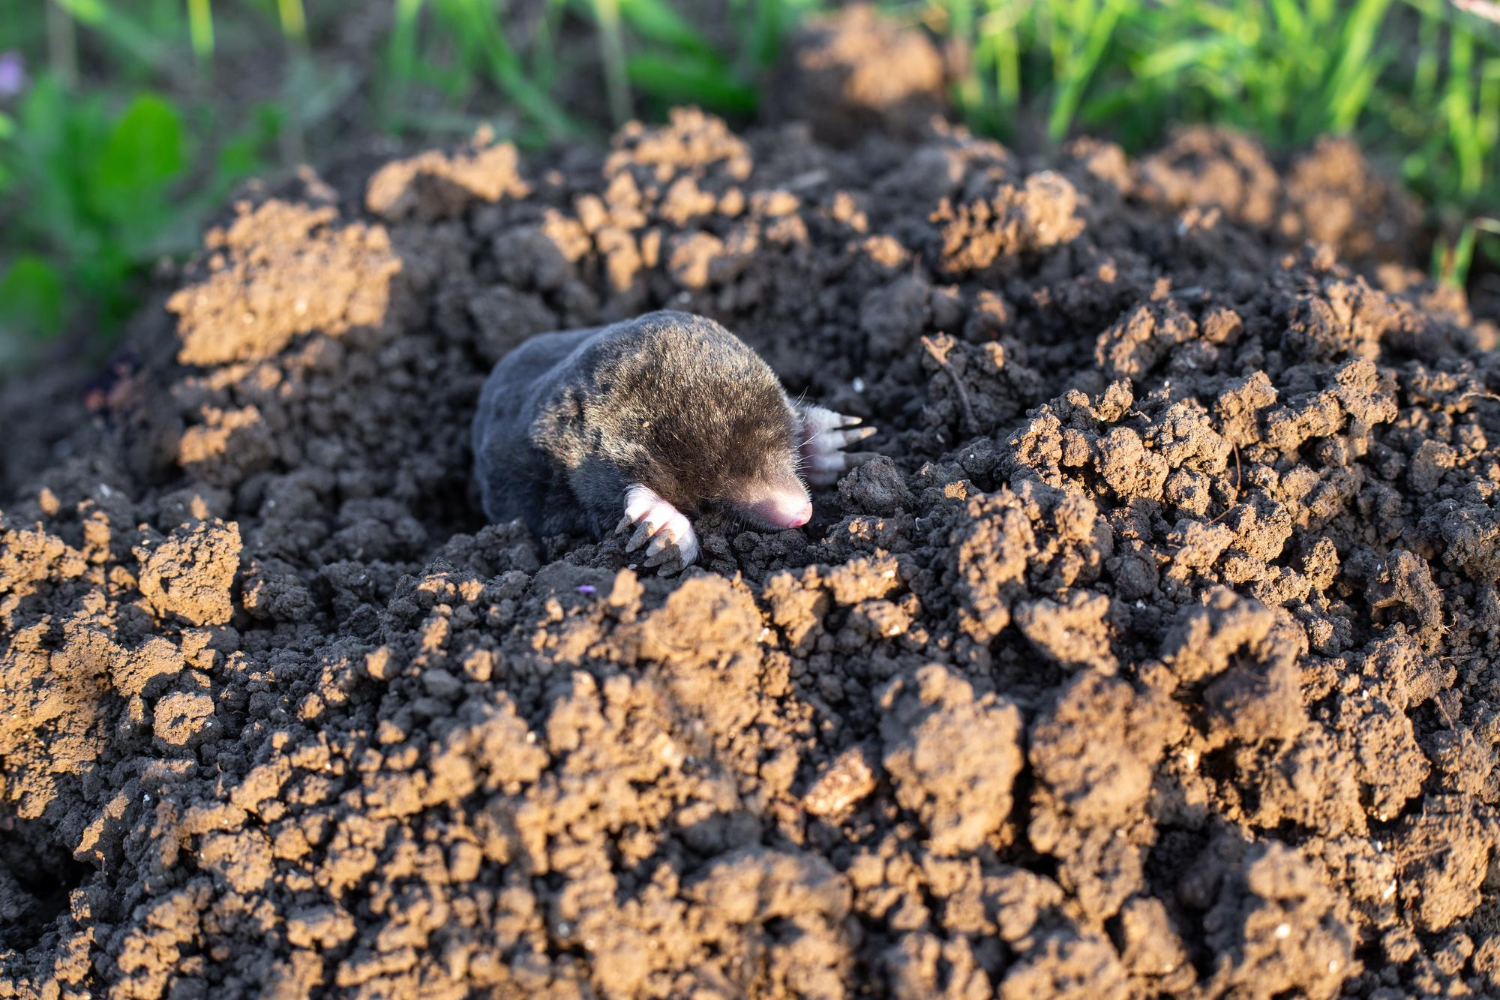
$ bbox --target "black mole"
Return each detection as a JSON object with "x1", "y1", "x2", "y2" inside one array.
[{"x1": 472, "y1": 310, "x2": 876, "y2": 572}]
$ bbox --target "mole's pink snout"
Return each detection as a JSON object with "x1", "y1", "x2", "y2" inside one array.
[
  {"x1": 781, "y1": 499, "x2": 814, "y2": 528},
  {"x1": 744, "y1": 492, "x2": 814, "y2": 530}
]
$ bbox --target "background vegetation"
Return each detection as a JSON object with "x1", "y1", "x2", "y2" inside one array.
[{"x1": 1, "y1": 0, "x2": 1498, "y2": 371}]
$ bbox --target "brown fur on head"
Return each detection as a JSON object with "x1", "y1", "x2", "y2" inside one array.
[{"x1": 575, "y1": 312, "x2": 811, "y2": 526}]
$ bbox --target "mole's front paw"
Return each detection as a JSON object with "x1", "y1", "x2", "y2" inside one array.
[
  {"x1": 799, "y1": 404, "x2": 879, "y2": 487},
  {"x1": 617, "y1": 484, "x2": 700, "y2": 574}
]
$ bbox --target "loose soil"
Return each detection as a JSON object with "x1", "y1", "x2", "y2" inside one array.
[{"x1": 4, "y1": 13, "x2": 1500, "y2": 998}]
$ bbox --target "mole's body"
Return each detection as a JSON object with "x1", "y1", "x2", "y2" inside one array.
[{"x1": 472, "y1": 311, "x2": 874, "y2": 572}]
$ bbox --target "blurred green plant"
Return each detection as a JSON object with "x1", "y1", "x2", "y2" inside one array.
[
  {"x1": 0, "y1": 75, "x2": 279, "y2": 364},
  {"x1": 932, "y1": 0, "x2": 1500, "y2": 285},
  {"x1": 0, "y1": 0, "x2": 333, "y2": 368},
  {"x1": 2, "y1": 0, "x2": 1499, "y2": 373},
  {"x1": 597, "y1": 0, "x2": 779, "y2": 117}
]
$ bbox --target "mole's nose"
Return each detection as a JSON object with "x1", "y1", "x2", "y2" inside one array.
[{"x1": 743, "y1": 494, "x2": 814, "y2": 530}]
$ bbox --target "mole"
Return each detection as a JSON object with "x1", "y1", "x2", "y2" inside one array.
[{"x1": 472, "y1": 310, "x2": 877, "y2": 573}]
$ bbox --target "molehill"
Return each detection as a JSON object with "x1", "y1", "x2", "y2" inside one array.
[{"x1": 2, "y1": 48, "x2": 1500, "y2": 1000}]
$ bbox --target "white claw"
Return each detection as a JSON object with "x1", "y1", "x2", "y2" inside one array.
[
  {"x1": 827, "y1": 425, "x2": 877, "y2": 448},
  {"x1": 800, "y1": 404, "x2": 858, "y2": 435},
  {"x1": 618, "y1": 484, "x2": 699, "y2": 573},
  {"x1": 626, "y1": 520, "x2": 653, "y2": 552},
  {"x1": 798, "y1": 403, "x2": 879, "y2": 487}
]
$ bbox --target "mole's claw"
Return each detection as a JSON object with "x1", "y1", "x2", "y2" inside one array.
[
  {"x1": 798, "y1": 404, "x2": 848, "y2": 436},
  {"x1": 626, "y1": 520, "x2": 655, "y2": 552},
  {"x1": 828, "y1": 425, "x2": 877, "y2": 448},
  {"x1": 645, "y1": 535, "x2": 691, "y2": 571},
  {"x1": 799, "y1": 404, "x2": 878, "y2": 486},
  {"x1": 619, "y1": 482, "x2": 700, "y2": 570}
]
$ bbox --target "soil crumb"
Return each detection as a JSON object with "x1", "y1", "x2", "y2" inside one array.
[{"x1": 3, "y1": 95, "x2": 1500, "y2": 999}]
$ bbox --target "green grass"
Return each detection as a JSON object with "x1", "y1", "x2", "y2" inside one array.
[
  {"x1": 1, "y1": 0, "x2": 1498, "y2": 371},
  {"x1": 932, "y1": 0, "x2": 1500, "y2": 286}
]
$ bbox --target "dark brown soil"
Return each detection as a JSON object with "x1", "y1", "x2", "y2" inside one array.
[{"x1": 4, "y1": 31, "x2": 1500, "y2": 998}]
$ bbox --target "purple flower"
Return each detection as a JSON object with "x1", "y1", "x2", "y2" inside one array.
[
  {"x1": 576, "y1": 584, "x2": 596, "y2": 594},
  {"x1": 0, "y1": 52, "x2": 26, "y2": 98}
]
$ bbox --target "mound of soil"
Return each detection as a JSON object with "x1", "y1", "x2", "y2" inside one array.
[{"x1": 4, "y1": 97, "x2": 1500, "y2": 998}]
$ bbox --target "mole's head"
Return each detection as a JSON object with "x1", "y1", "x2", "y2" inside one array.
[
  {"x1": 597, "y1": 314, "x2": 814, "y2": 530},
  {"x1": 705, "y1": 403, "x2": 814, "y2": 531}
]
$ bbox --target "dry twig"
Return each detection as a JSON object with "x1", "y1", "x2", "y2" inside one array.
[{"x1": 921, "y1": 335, "x2": 979, "y2": 435}]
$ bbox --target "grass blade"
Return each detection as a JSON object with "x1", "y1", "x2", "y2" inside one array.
[
  {"x1": 945, "y1": 0, "x2": 983, "y2": 119},
  {"x1": 1479, "y1": 56, "x2": 1500, "y2": 154},
  {"x1": 617, "y1": 0, "x2": 715, "y2": 56},
  {"x1": 1048, "y1": 0, "x2": 1124, "y2": 141},
  {"x1": 1323, "y1": 0, "x2": 1394, "y2": 132},
  {"x1": 434, "y1": 0, "x2": 584, "y2": 139},
  {"x1": 1330, "y1": 46, "x2": 1391, "y2": 132},
  {"x1": 592, "y1": 0, "x2": 634, "y2": 126},
  {"x1": 1434, "y1": 220, "x2": 1477, "y2": 285},
  {"x1": 389, "y1": 0, "x2": 427, "y2": 87},
  {"x1": 626, "y1": 52, "x2": 757, "y2": 113},
  {"x1": 46, "y1": 0, "x2": 79, "y2": 87},
  {"x1": 278, "y1": 0, "x2": 307, "y2": 44},
  {"x1": 187, "y1": 0, "x2": 214, "y2": 67},
  {"x1": 747, "y1": 0, "x2": 788, "y2": 68},
  {"x1": 1448, "y1": 24, "x2": 1483, "y2": 194},
  {"x1": 52, "y1": 0, "x2": 179, "y2": 78},
  {"x1": 1414, "y1": 0, "x2": 1440, "y2": 105}
]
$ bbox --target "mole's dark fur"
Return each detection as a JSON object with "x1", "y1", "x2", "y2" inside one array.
[{"x1": 472, "y1": 311, "x2": 804, "y2": 540}]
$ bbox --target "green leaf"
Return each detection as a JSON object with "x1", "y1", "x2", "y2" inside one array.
[
  {"x1": 0, "y1": 255, "x2": 66, "y2": 338},
  {"x1": 92, "y1": 94, "x2": 186, "y2": 203},
  {"x1": 14, "y1": 75, "x2": 70, "y2": 167},
  {"x1": 11, "y1": 77, "x2": 104, "y2": 251}
]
